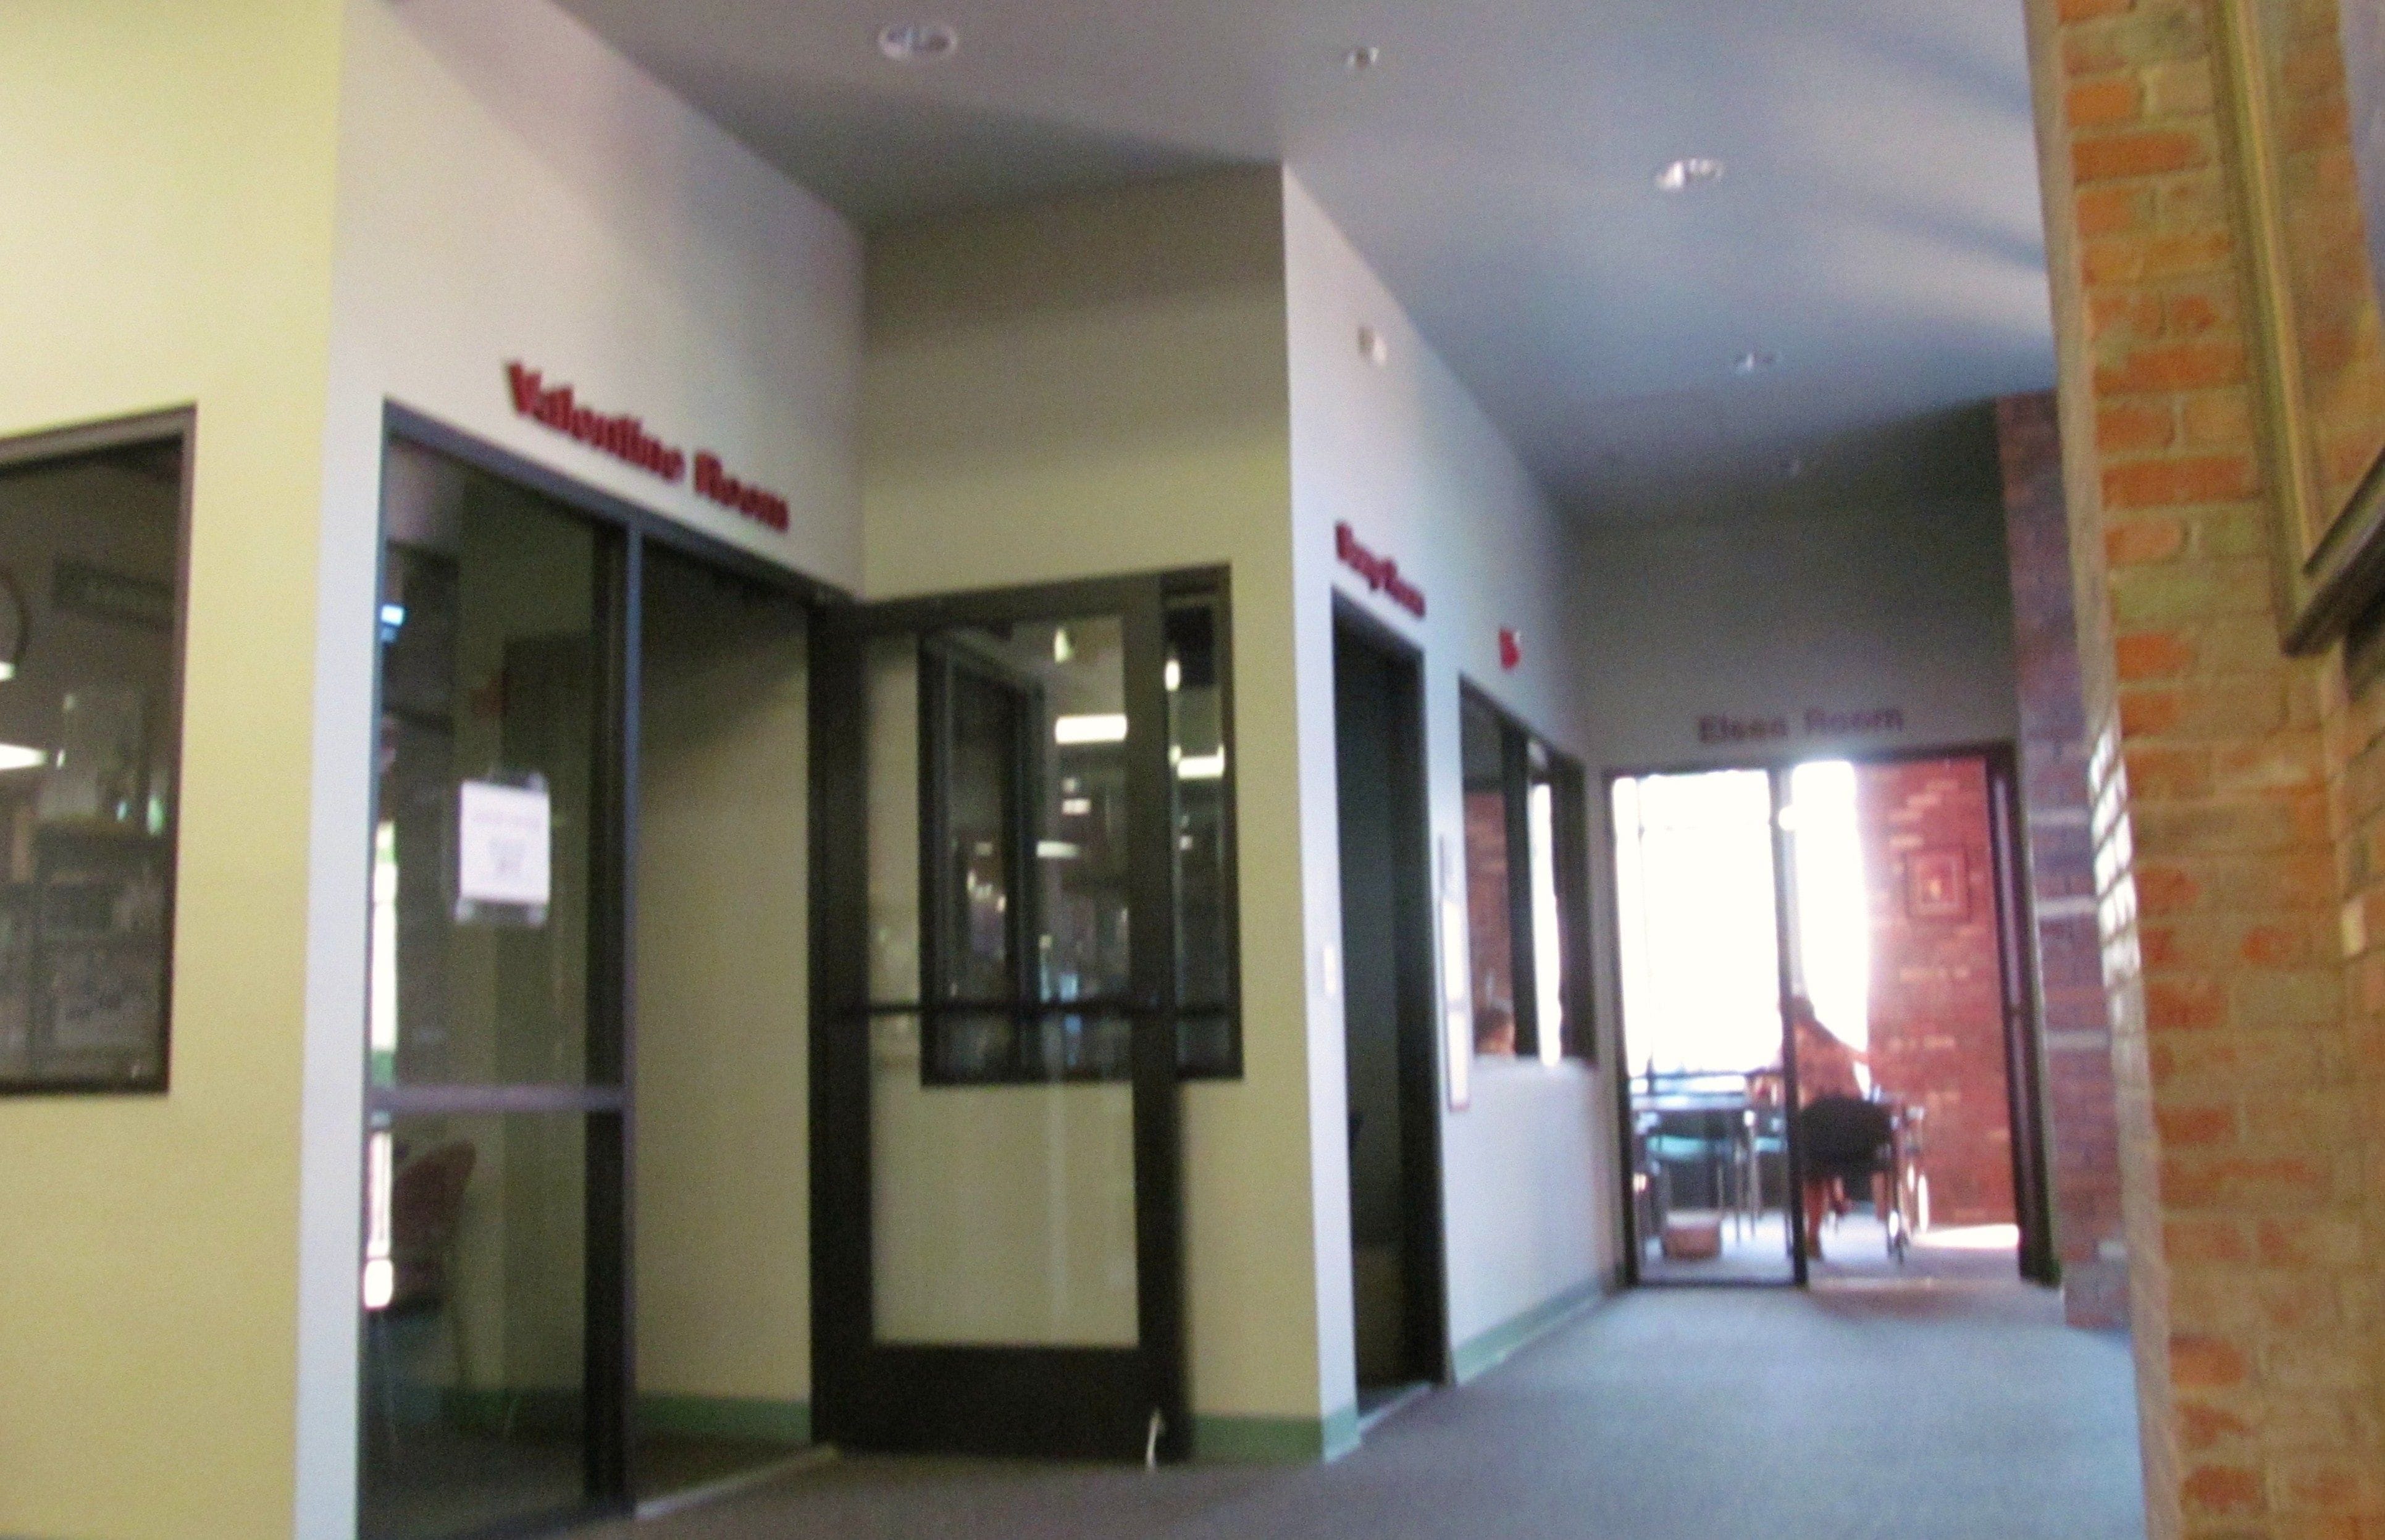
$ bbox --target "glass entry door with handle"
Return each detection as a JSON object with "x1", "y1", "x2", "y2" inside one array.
[{"x1": 810, "y1": 572, "x2": 1231, "y2": 1462}]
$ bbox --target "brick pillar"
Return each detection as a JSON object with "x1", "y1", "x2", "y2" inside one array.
[
  {"x1": 1998, "y1": 391, "x2": 2131, "y2": 1327},
  {"x1": 2023, "y1": 0, "x2": 2385, "y2": 1534}
]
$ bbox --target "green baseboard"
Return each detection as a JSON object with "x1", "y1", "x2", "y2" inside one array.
[
  {"x1": 1192, "y1": 1404, "x2": 1360, "y2": 1462},
  {"x1": 1450, "y1": 1276, "x2": 1607, "y2": 1383},
  {"x1": 636, "y1": 1394, "x2": 811, "y2": 1446}
]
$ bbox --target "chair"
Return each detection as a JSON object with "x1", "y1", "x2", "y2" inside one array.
[
  {"x1": 1795, "y1": 1097, "x2": 1897, "y2": 1260},
  {"x1": 366, "y1": 1139, "x2": 477, "y2": 1443}
]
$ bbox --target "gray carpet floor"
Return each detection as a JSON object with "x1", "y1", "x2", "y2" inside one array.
[{"x1": 589, "y1": 1280, "x2": 2147, "y2": 1540}]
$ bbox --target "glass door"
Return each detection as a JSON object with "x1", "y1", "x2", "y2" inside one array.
[
  {"x1": 1612, "y1": 769, "x2": 1802, "y2": 1284},
  {"x1": 361, "y1": 441, "x2": 629, "y2": 1537},
  {"x1": 811, "y1": 575, "x2": 1211, "y2": 1462}
]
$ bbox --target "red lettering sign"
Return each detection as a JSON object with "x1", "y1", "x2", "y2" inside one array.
[
  {"x1": 503, "y1": 362, "x2": 792, "y2": 536},
  {"x1": 1334, "y1": 522, "x2": 1426, "y2": 619}
]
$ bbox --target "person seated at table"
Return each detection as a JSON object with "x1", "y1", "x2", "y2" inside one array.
[
  {"x1": 1781, "y1": 997, "x2": 1879, "y2": 1260},
  {"x1": 1788, "y1": 995, "x2": 1864, "y2": 1106}
]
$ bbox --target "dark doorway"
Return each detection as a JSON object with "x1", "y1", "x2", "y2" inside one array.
[{"x1": 1331, "y1": 604, "x2": 1447, "y2": 1408}]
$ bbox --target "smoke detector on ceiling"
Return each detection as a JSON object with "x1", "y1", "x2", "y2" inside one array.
[
  {"x1": 1344, "y1": 44, "x2": 1381, "y2": 73},
  {"x1": 1358, "y1": 325, "x2": 1389, "y2": 366},
  {"x1": 878, "y1": 22, "x2": 960, "y2": 62},
  {"x1": 1731, "y1": 349, "x2": 1779, "y2": 375}
]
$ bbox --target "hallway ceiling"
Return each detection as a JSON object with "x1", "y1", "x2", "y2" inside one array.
[{"x1": 555, "y1": 0, "x2": 2056, "y2": 522}]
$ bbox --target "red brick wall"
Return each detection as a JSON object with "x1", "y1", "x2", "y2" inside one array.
[
  {"x1": 1857, "y1": 758, "x2": 2017, "y2": 1228},
  {"x1": 1464, "y1": 789, "x2": 1517, "y2": 1056},
  {"x1": 2026, "y1": 0, "x2": 2385, "y2": 1531},
  {"x1": 1998, "y1": 391, "x2": 2130, "y2": 1325}
]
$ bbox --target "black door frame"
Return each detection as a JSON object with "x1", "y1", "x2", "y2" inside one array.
[
  {"x1": 808, "y1": 569, "x2": 1217, "y2": 1463},
  {"x1": 364, "y1": 404, "x2": 841, "y2": 1534},
  {"x1": 1602, "y1": 741, "x2": 2056, "y2": 1290},
  {"x1": 1330, "y1": 597, "x2": 1452, "y2": 1390}
]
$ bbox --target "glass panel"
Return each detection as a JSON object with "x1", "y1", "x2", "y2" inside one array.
[
  {"x1": 1167, "y1": 601, "x2": 1231, "y2": 1016},
  {"x1": 1527, "y1": 754, "x2": 1565, "y2": 1068},
  {"x1": 1459, "y1": 695, "x2": 1517, "y2": 1057},
  {"x1": 0, "y1": 433, "x2": 183, "y2": 1089},
  {"x1": 865, "y1": 636, "x2": 921, "y2": 1003},
  {"x1": 359, "y1": 1110, "x2": 591, "y2": 1539},
  {"x1": 1803, "y1": 756, "x2": 2016, "y2": 1279},
  {"x1": 869, "y1": 1012, "x2": 1139, "y2": 1345},
  {"x1": 921, "y1": 615, "x2": 1130, "y2": 1014},
  {"x1": 632, "y1": 545, "x2": 809, "y2": 1499},
  {"x1": 374, "y1": 441, "x2": 606, "y2": 1088},
  {"x1": 1612, "y1": 771, "x2": 1793, "y2": 1283}
]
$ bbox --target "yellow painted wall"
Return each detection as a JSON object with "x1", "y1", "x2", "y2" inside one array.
[
  {"x1": 633, "y1": 557, "x2": 811, "y2": 1409},
  {"x1": 0, "y1": 2, "x2": 346, "y2": 1535},
  {"x1": 861, "y1": 168, "x2": 1322, "y2": 1422}
]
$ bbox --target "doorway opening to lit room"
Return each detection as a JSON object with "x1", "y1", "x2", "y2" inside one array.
[
  {"x1": 1608, "y1": 751, "x2": 2053, "y2": 1289},
  {"x1": 807, "y1": 571, "x2": 1237, "y2": 1463},
  {"x1": 1330, "y1": 602, "x2": 1448, "y2": 1422},
  {"x1": 359, "y1": 419, "x2": 824, "y2": 1540}
]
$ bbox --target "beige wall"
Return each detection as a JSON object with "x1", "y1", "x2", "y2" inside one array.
[
  {"x1": 861, "y1": 168, "x2": 1323, "y2": 1423},
  {"x1": 0, "y1": 2, "x2": 346, "y2": 1536},
  {"x1": 298, "y1": 0, "x2": 865, "y2": 1522},
  {"x1": 1280, "y1": 175, "x2": 1613, "y2": 1393}
]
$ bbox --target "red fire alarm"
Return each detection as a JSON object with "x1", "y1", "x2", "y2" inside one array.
[{"x1": 1498, "y1": 627, "x2": 1523, "y2": 671}]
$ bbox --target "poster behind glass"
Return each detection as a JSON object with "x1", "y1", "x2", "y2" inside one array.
[{"x1": 0, "y1": 423, "x2": 184, "y2": 1092}]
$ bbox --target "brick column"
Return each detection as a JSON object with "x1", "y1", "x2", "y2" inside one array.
[
  {"x1": 2023, "y1": 0, "x2": 2385, "y2": 1534},
  {"x1": 1998, "y1": 391, "x2": 2132, "y2": 1327}
]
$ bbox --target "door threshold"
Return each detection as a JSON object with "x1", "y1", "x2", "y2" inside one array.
[
  {"x1": 634, "y1": 1446, "x2": 836, "y2": 1522},
  {"x1": 1354, "y1": 1381, "x2": 1433, "y2": 1437}
]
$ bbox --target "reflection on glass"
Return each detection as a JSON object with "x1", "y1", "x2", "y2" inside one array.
[
  {"x1": 1612, "y1": 770, "x2": 1794, "y2": 1283},
  {"x1": 1527, "y1": 766, "x2": 1564, "y2": 1068},
  {"x1": 0, "y1": 435, "x2": 182, "y2": 1088},
  {"x1": 869, "y1": 1013, "x2": 1139, "y2": 1345},
  {"x1": 1459, "y1": 694, "x2": 1516, "y2": 1057},
  {"x1": 373, "y1": 443, "x2": 605, "y2": 1087},
  {"x1": 904, "y1": 616, "x2": 1133, "y2": 1081},
  {"x1": 865, "y1": 637, "x2": 921, "y2": 1003},
  {"x1": 359, "y1": 1111, "x2": 590, "y2": 1540},
  {"x1": 1168, "y1": 605, "x2": 1229, "y2": 974}
]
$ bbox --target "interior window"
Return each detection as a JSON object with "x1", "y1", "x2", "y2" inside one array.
[{"x1": 0, "y1": 421, "x2": 187, "y2": 1094}]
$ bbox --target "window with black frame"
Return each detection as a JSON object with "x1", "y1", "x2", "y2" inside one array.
[
  {"x1": 0, "y1": 416, "x2": 188, "y2": 1094},
  {"x1": 908, "y1": 593, "x2": 1240, "y2": 1086},
  {"x1": 1459, "y1": 686, "x2": 1590, "y2": 1066}
]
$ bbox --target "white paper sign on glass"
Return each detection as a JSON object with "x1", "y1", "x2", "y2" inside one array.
[{"x1": 457, "y1": 779, "x2": 551, "y2": 908}]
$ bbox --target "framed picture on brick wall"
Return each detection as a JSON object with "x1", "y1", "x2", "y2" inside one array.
[
  {"x1": 2215, "y1": 0, "x2": 2385, "y2": 660},
  {"x1": 1907, "y1": 848, "x2": 1969, "y2": 923}
]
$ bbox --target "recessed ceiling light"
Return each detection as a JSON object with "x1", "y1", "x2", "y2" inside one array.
[
  {"x1": 1732, "y1": 349, "x2": 1780, "y2": 375},
  {"x1": 877, "y1": 21, "x2": 959, "y2": 62},
  {"x1": 1344, "y1": 44, "x2": 1381, "y2": 73},
  {"x1": 1654, "y1": 157, "x2": 1727, "y2": 192}
]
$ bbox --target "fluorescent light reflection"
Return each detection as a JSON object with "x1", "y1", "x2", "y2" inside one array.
[
  {"x1": 1053, "y1": 713, "x2": 1128, "y2": 745},
  {"x1": 0, "y1": 743, "x2": 47, "y2": 772},
  {"x1": 1176, "y1": 750, "x2": 1226, "y2": 780}
]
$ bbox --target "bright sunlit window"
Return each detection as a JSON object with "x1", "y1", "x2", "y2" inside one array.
[
  {"x1": 1786, "y1": 760, "x2": 1870, "y2": 1073},
  {"x1": 1528, "y1": 780, "x2": 1565, "y2": 1066},
  {"x1": 1611, "y1": 769, "x2": 1780, "y2": 1075}
]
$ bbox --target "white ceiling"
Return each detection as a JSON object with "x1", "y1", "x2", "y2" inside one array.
[{"x1": 554, "y1": 0, "x2": 2058, "y2": 521}]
